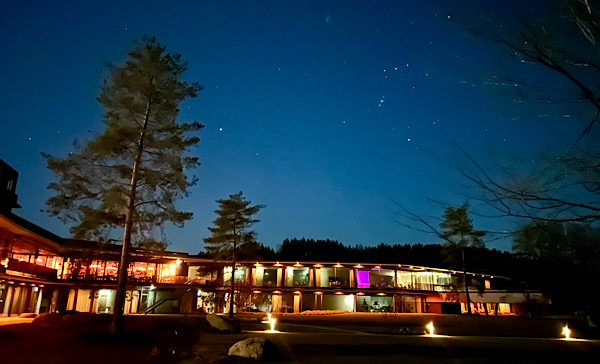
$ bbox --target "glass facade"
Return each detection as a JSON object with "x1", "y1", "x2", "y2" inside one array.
[
  {"x1": 285, "y1": 267, "x2": 310, "y2": 287},
  {"x1": 319, "y1": 267, "x2": 350, "y2": 288}
]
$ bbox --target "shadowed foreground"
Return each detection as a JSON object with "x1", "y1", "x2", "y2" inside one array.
[{"x1": 0, "y1": 313, "x2": 599, "y2": 363}]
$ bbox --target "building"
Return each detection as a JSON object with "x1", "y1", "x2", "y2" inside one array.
[{"x1": 0, "y1": 159, "x2": 546, "y2": 317}]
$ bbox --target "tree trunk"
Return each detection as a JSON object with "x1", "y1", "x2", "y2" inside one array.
[
  {"x1": 111, "y1": 97, "x2": 152, "y2": 335},
  {"x1": 462, "y1": 248, "x2": 472, "y2": 315},
  {"x1": 229, "y1": 238, "x2": 236, "y2": 319}
]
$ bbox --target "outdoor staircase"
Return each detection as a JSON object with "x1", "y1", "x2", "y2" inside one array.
[{"x1": 143, "y1": 288, "x2": 194, "y2": 314}]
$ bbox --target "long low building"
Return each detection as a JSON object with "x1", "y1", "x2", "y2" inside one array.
[
  {"x1": 0, "y1": 208, "x2": 547, "y2": 317},
  {"x1": 0, "y1": 160, "x2": 547, "y2": 317}
]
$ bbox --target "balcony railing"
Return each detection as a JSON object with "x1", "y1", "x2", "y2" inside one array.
[{"x1": 7, "y1": 258, "x2": 58, "y2": 280}]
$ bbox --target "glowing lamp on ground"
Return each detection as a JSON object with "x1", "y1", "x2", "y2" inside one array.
[
  {"x1": 562, "y1": 325, "x2": 571, "y2": 340},
  {"x1": 426, "y1": 322, "x2": 435, "y2": 336},
  {"x1": 261, "y1": 312, "x2": 272, "y2": 324},
  {"x1": 270, "y1": 318, "x2": 276, "y2": 332}
]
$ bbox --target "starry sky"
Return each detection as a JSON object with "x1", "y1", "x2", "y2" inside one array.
[{"x1": 0, "y1": 1, "x2": 589, "y2": 253}]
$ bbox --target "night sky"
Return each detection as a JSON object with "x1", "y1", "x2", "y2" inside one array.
[{"x1": 0, "y1": 1, "x2": 589, "y2": 253}]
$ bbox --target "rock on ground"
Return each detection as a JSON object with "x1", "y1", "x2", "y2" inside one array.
[
  {"x1": 17, "y1": 313, "x2": 37, "y2": 318},
  {"x1": 228, "y1": 337, "x2": 279, "y2": 361},
  {"x1": 31, "y1": 313, "x2": 63, "y2": 327},
  {"x1": 206, "y1": 313, "x2": 241, "y2": 333}
]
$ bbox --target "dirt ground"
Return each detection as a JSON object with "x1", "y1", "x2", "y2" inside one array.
[{"x1": 0, "y1": 312, "x2": 598, "y2": 363}]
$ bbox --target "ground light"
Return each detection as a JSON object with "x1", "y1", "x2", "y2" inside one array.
[
  {"x1": 262, "y1": 313, "x2": 272, "y2": 324},
  {"x1": 426, "y1": 322, "x2": 435, "y2": 336},
  {"x1": 264, "y1": 318, "x2": 278, "y2": 333},
  {"x1": 562, "y1": 325, "x2": 572, "y2": 340}
]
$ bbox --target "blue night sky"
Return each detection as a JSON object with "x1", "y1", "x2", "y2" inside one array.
[{"x1": 0, "y1": 1, "x2": 588, "y2": 253}]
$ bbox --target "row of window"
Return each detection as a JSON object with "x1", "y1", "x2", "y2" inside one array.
[
  {"x1": 200, "y1": 265, "x2": 463, "y2": 291},
  {"x1": 9, "y1": 252, "x2": 489, "y2": 292}
]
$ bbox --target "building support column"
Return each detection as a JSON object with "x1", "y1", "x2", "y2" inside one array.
[
  {"x1": 4, "y1": 285, "x2": 14, "y2": 316},
  {"x1": 34, "y1": 288, "x2": 43, "y2": 314},
  {"x1": 89, "y1": 289, "x2": 96, "y2": 313},
  {"x1": 71, "y1": 288, "x2": 79, "y2": 311}
]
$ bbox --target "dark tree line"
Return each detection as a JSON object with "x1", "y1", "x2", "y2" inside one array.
[{"x1": 202, "y1": 237, "x2": 515, "y2": 279}]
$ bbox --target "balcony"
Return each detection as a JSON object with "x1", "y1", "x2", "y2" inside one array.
[{"x1": 7, "y1": 258, "x2": 58, "y2": 280}]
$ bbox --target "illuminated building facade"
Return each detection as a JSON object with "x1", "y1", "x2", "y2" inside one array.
[
  {"x1": 1, "y1": 205, "x2": 543, "y2": 317},
  {"x1": 0, "y1": 160, "x2": 546, "y2": 317}
]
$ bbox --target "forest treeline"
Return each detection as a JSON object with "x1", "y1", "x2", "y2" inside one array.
[
  {"x1": 202, "y1": 238, "x2": 516, "y2": 278},
  {"x1": 199, "y1": 237, "x2": 600, "y2": 315}
]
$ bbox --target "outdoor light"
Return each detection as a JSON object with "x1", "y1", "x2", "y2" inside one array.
[
  {"x1": 264, "y1": 318, "x2": 278, "y2": 333},
  {"x1": 562, "y1": 325, "x2": 571, "y2": 340},
  {"x1": 175, "y1": 259, "x2": 182, "y2": 265},
  {"x1": 150, "y1": 284, "x2": 156, "y2": 290},
  {"x1": 426, "y1": 322, "x2": 435, "y2": 336},
  {"x1": 261, "y1": 312, "x2": 272, "y2": 324}
]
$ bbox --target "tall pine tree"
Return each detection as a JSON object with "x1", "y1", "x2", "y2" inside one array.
[
  {"x1": 204, "y1": 192, "x2": 264, "y2": 318},
  {"x1": 45, "y1": 37, "x2": 203, "y2": 334},
  {"x1": 440, "y1": 203, "x2": 485, "y2": 314}
]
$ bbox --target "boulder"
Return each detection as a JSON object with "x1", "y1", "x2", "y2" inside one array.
[
  {"x1": 32, "y1": 312, "x2": 63, "y2": 327},
  {"x1": 206, "y1": 313, "x2": 241, "y2": 333},
  {"x1": 18, "y1": 312, "x2": 38, "y2": 318},
  {"x1": 228, "y1": 337, "x2": 279, "y2": 361}
]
